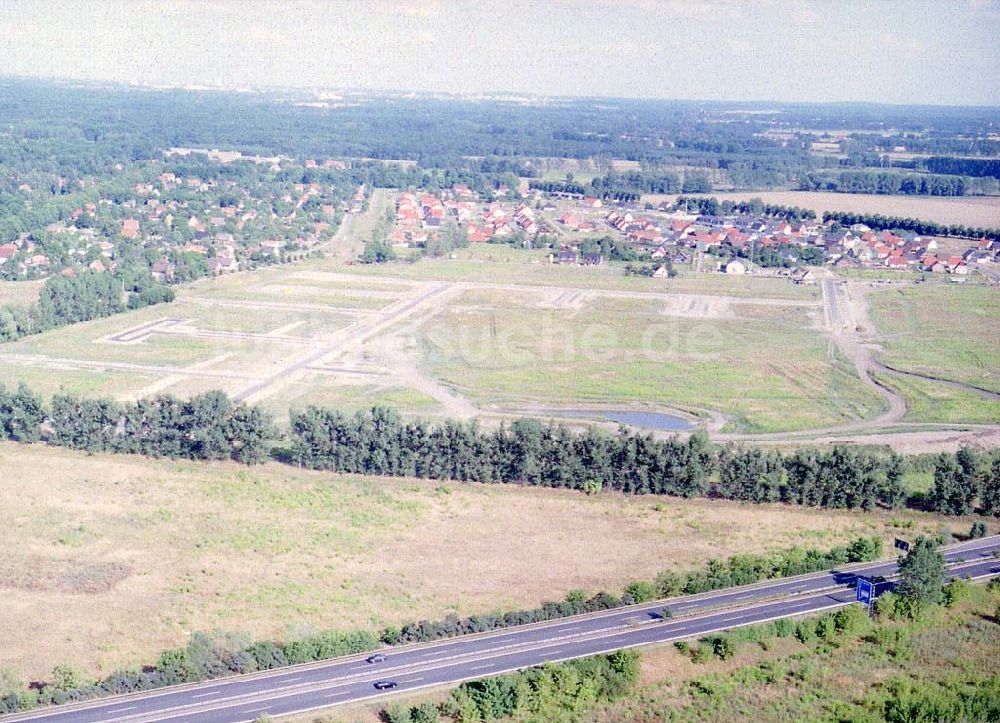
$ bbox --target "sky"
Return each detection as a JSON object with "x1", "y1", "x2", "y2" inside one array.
[{"x1": 0, "y1": 0, "x2": 998, "y2": 105}]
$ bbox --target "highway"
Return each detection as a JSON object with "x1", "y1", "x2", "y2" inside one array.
[{"x1": 7, "y1": 535, "x2": 1000, "y2": 723}]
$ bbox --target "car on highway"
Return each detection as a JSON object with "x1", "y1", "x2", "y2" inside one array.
[
  {"x1": 373, "y1": 681, "x2": 397, "y2": 690},
  {"x1": 366, "y1": 653, "x2": 387, "y2": 664}
]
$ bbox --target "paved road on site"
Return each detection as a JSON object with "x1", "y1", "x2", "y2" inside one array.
[{"x1": 8, "y1": 536, "x2": 1000, "y2": 723}]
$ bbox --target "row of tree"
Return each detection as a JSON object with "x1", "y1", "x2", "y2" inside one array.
[
  {"x1": 289, "y1": 406, "x2": 917, "y2": 510},
  {"x1": 0, "y1": 265, "x2": 174, "y2": 342},
  {"x1": 3, "y1": 388, "x2": 998, "y2": 517},
  {"x1": 822, "y1": 209, "x2": 1000, "y2": 243},
  {"x1": 799, "y1": 170, "x2": 969, "y2": 196},
  {"x1": 671, "y1": 196, "x2": 816, "y2": 221},
  {"x1": 0, "y1": 629, "x2": 378, "y2": 710},
  {"x1": 924, "y1": 156, "x2": 1000, "y2": 180},
  {"x1": 931, "y1": 449, "x2": 1000, "y2": 517},
  {"x1": 0, "y1": 385, "x2": 273, "y2": 464}
]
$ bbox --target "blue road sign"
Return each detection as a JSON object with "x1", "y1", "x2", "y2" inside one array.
[
  {"x1": 856, "y1": 578, "x2": 875, "y2": 605},
  {"x1": 894, "y1": 538, "x2": 910, "y2": 553}
]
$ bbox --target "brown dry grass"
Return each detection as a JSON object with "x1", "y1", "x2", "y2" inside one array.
[
  {"x1": 642, "y1": 191, "x2": 1000, "y2": 227},
  {"x1": 0, "y1": 442, "x2": 948, "y2": 682},
  {"x1": 0, "y1": 279, "x2": 44, "y2": 307}
]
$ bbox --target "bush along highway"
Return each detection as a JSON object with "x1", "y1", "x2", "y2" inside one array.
[
  {"x1": 392, "y1": 577, "x2": 1000, "y2": 723},
  {"x1": 3, "y1": 535, "x2": 998, "y2": 720},
  {"x1": 0, "y1": 535, "x2": 883, "y2": 714}
]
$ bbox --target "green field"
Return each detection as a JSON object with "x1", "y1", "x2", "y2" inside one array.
[
  {"x1": 875, "y1": 372, "x2": 1000, "y2": 425},
  {"x1": 416, "y1": 292, "x2": 882, "y2": 433},
  {"x1": 259, "y1": 376, "x2": 443, "y2": 420},
  {"x1": 334, "y1": 245, "x2": 820, "y2": 300},
  {"x1": 870, "y1": 284, "x2": 1000, "y2": 393},
  {"x1": 598, "y1": 586, "x2": 1000, "y2": 723},
  {"x1": 0, "y1": 364, "x2": 156, "y2": 399}
]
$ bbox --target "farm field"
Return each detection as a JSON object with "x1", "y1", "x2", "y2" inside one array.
[
  {"x1": 869, "y1": 284, "x2": 1000, "y2": 393},
  {"x1": 0, "y1": 441, "x2": 951, "y2": 682},
  {"x1": 642, "y1": 191, "x2": 1000, "y2": 227}
]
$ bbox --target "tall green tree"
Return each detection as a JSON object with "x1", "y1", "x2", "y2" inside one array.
[{"x1": 896, "y1": 536, "x2": 947, "y2": 608}]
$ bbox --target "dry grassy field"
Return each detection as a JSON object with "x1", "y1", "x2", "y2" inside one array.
[
  {"x1": 0, "y1": 279, "x2": 44, "y2": 307},
  {"x1": 642, "y1": 191, "x2": 1000, "y2": 227},
  {"x1": 0, "y1": 442, "x2": 948, "y2": 682}
]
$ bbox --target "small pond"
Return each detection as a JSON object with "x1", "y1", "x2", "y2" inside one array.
[{"x1": 547, "y1": 409, "x2": 695, "y2": 432}]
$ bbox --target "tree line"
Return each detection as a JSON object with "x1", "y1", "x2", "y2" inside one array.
[
  {"x1": 3, "y1": 387, "x2": 998, "y2": 517},
  {"x1": 288, "y1": 406, "x2": 913, "y2": 510},
  {"x1": 439, "y1": 651, "x2": 639, "y2": 723},
  {"x1": 799, "y1": 170, "x2": 969, "y2": 196},
  {"x1": 671, "y1": 196, "x2": 816, "y2": 221},
  {"x1": 822, "y1": 209, "x2": 1000, "y2": 243},
  {"x1": 0, "y1": 384, "x2": 273, "y2": 464},
  {"x1": 924, "y1": 156, "x2": 1000, "y2": 180},
  {"x1": 0, "y1": 265, "x2": 174, "y2": 342}
]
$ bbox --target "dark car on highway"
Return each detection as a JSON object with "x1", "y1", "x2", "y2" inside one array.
[
  {"x1": 373, "y1": 681, "x2": 397, "y2": 690},
  {"x1": 366, "y1": 653, "x2": 387, "y2": 664}
]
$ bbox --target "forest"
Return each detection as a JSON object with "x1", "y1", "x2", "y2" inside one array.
[{"x1": 2, "y1": 78, "x2": 997, "y2": 201}]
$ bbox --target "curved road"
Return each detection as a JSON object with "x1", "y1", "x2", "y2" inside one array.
[{"x1": 7, "y1": 535, "x2": 999, "y2": 723}]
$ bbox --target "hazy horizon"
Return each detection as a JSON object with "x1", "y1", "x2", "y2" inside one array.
[{"x1": 1, "y1": 0, "x2": 998, "y2": 106}]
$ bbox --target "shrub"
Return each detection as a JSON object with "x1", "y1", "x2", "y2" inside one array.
[
  {"x1": 692, "y1": 644, "x2": 714, "y2": 664},
  {"x1": 711, "y1": 636, "x2": 736, "y2": 660},
  {"x1": 625, "y1": 580, "x2": 657, "y2": 603},
  {"x1": 384, "y1": 704, "x2": 413, "y2": 723},
  {"x1": 942, "y1": 579, "x2": 970, "y2": 608},
  {"x1": 772, "y1": 618, "x2": 794, "y2": 638},
  {"x1": 834, "y1": 605, "x2": 870, "y2": 636},
  {"x1": 795, "y1": 621, "x2": 816, "y2": 643},
  {"x1": 875, "y1": 592, "x2": 900, "y2": 621},
  {"x1": 411, "y1": 702, "x2": 441, "y2": 723}
]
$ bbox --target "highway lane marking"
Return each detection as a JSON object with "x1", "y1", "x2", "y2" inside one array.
[
  {"x1": 14, "y1": 548, "x2": 999, "y2": 722},
  {"x1": 191, "y1": 691, "x2": 220, "y2": 699},
  {"x1": 469, "y1": 664, "x2": 493, "y2": 671},
  {"x1": 107, "y1": 705, "x2": 138, "y2": 712},
  {"x1": 13, "y1": 584, "x2": 984, "y2": 723},
  {"x1": 7, "y1": 593, "x2": 895, "y2": 722}
]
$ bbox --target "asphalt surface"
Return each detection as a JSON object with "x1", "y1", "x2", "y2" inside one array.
[{"x1": 8, "y1": 535, "x2": 1000, "y2": 723}]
